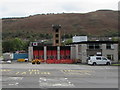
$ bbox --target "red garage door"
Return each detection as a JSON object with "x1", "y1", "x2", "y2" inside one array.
[
  {"x1": 33, "y1": 50, "x2": 39, "y2": 59},
  {"x1": 33, "y1": 46, "x2": 44, "y2": 60},
  {"x1": 46, "y1": 46, "x2": 57, "y2": 64},
  {"x1": 60, "y1": 46, "x2": 73, "y2": 64},
  {"x1": 60, "y1": 46, "x2": 70, "y2": 59}
]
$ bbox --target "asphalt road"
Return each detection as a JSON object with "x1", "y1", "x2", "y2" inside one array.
[{"x1": 0, "y1": 63, "x2": 119, "y2": 89}]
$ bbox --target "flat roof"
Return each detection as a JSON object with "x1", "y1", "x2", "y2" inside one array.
[{"x1": 70, "y1": 41, "x2": 119, "y2": 44}]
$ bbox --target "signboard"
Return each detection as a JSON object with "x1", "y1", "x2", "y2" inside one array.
[
  {"x1": 33, "y1": 42, "x2": 38, "y2": 46},
  {"x1": 96, "y1": 52, "x2": 102, "y2": 55},
  {"x1": 73, "y1": 36, "x2": 88, "y2": 42}
]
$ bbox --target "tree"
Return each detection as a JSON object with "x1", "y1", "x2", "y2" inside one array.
[
  {"x1": 3, "y1": 39, "x2": 14, "y2": 52},
  {"x1": 62, "y1": 39, "x2": 72, "y2": 46},
  {"x1": 2, "y1": 38, "x2": 27, "y2": 52}
]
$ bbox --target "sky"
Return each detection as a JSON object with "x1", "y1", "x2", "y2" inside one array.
[{"x1": 0, "y1": 0, "x2": 119, "y2": 18}]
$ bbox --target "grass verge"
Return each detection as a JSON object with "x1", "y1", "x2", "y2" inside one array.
[{"x1": 111, "y1": 64, "x2": 120, "y2": 66}]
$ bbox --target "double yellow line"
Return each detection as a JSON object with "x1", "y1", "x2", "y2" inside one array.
[
  {"x1": 61, "y1": 69, "x2": 92, "y2": 75},
  {"x1": 15, "y1": 69, "x2": 51, "y2": 75}
]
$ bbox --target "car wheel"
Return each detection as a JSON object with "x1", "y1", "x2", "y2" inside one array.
[
  {"x1": 106, "y1": 62, "x2": 110, "y2": 65},
  {"x1": 32, "y1": 62, "x2": 35, "y2": 64},
  {"x1": 25, "y1": 60, "x2": 27, "y2": 62},
  {"x1": 37, "y1": 62, "x2": 41, "y2": 64},
  {"x1": 92, "y1": 62, "x2": 96, "y2": 66}
]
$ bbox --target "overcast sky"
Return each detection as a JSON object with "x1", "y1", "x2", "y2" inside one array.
[{"x1": 0, "y1": 0, "x2": 119, "y2": 18}]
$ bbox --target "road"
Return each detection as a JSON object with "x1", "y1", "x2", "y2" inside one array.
[{"x1": 0, "y1": 63, "x2": 119, "y2": 89}]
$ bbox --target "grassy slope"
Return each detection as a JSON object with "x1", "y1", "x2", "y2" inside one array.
[{"x1": 2, "y1": 10, "x2": 118, "y2": 40}]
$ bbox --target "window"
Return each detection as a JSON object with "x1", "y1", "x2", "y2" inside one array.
[
  {"x1": 56, "y1": 29, "x2": 59, "y2": 32},
  {"x1": 106, "y1": 44, "x2": 114, "y2": 49},
  {"x1": 56, "y1": 34, "x2": 59, "y2": 37},
  {"x1": 88, "y1": 44, "x2": 101, "y2": 49},
  {"x1": 107, "y1": 55, "x2": 114, "y2": 61},
  {"x1": 87, "y1": 57, "x2": 91, "y2": 60},
  {"x1": 88, "y1": 44, "x2": 94, "y2": 49},
  {"x1": 95, "y1": 44, "x2": 100, "y2": 49},
  {"x1": 96, "y1": 57, "x2": 101, "y2": 60},
  {"x1": 56, "y1": 40, "x2": 59, "y2": 43},
  {"x1": 102, "y1": 57, "x2": 107, "y2": 60}
]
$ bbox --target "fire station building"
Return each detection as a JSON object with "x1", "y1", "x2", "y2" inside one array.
[
  {"x1": 28, "y1": 41, "x2": 118, "y2": 64},
  {"x1": 28, "y1": 25, "x2": 118, "y2": 64}
]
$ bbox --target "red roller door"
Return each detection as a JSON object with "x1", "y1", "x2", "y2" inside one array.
[
  {"x1": 47, "y1": 50, "x2": 51, "y2": 60},
  {"x1": 60, "y1": 50, "x2": 65, "y2": 59},
  {"x1": 33, "y1": 50, "x2": 39, "y2": 59},
  {"x1": 33, "y1": 46, "x2": 44, "y2": 60},
  {"x1": 52, "y1": 50, "x2": 57, "y2": 60},
  {"x1": 60, "y1": 46, "x2": 72, "y2": 64},
  {"x1": 38, "y1": 50, "x2": 44, "y2": 60},
  {"x1": 65, "y1": 50, "x2": 70, "y2": 59},
  {"x1": 46, "y1": 46, "x2": 57, "y2": 64}
]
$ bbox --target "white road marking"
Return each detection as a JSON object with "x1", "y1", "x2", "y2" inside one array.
[
  {"x1": 9, "y1": 82, "x2": 19, "y2": 86},
  {"x1": 8, "y1": 77, "x2": 23, "y2": 80},
  {"x1": 39, "y1": 77, "x2": 74, "y2": 87},
  {"x1": 2, "y1": 77, "x2": 23, "y2": 87}
]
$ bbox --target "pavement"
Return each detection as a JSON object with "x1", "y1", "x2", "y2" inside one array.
[{"x1": 0, "y1": 62, "x2": 119, "y2": 89}]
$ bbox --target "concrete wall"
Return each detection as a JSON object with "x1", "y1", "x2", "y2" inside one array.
[
  {"x1": 87, "y1": 49, "x2": 102, "y2": 56},
  {"x1": 70, "y1": 45, "x2": 76, "y2": 60},
  {"x1": 102, "y1": 44, "x2": 118, "y2": 63},
  {"x1": 57, "y1": 46, "x2": 60, "y2": 60},
  {"x1": 28, "y1": 47, "x2": 33, "y2": 61},
  {"x1": 80, "y1": 44, "x2": 87, "y2": 63},
  {"x1": 72, "y1": 44, "x2": 87, "y2": 63},
  {"x1": 75, "y1": 45, "x2": 79, "y2": 59},
  {"x1": 52, "y1": 29, "x2": 61, "y2": 46},
  {"x1": 44, "y1": 46, "x2": 47, "y2": 60}
]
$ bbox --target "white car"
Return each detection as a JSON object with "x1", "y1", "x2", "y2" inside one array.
[
  {"x1": 0, "y1": 60, "x2": 12, "y2": 64},
  {"x1": 0, "y1": 60, "x2": 5, "y2": 64},
  {"x1": 6, "y1": 60, "x2": 12, "y2": 64},
  {"x1": 87, "y1": 56, "x2": 111, "y2": 65}
]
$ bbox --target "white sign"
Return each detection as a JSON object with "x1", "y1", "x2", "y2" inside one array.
[
  {"x1": 73, "y1": 36, "x2": 87, "y2": 42},
  {"x1": 33, "y1": 42, "x2": 38, "y2": 46},
  {"x1": 97, "y1": 52, "x2": 102, "y2": 55}
]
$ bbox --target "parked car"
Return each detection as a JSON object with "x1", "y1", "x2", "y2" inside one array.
[
  {"x1": 32, "y1": 59, "x2": 42, "y2": 64},
  {"x1": 87, "y1": 56, "x2": 111, "y2": 65},
  {"x1": 17, "y1": 59, "x2": 25, "y2": 62},
  {"x1": 0, "y1": 60, "x2": 12, "y2": 64},
  {"x1": 17, "y1": 58, "x2": 29, "y2": 62}
]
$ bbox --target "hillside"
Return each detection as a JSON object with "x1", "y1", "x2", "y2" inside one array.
[{"x1": 2, "y1": 10, "x2": 118, "y2": 40}]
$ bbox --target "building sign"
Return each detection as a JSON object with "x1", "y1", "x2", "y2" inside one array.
[
  {"x1": 96, "y1": 52, "x2": 102, "y2": 55},
  {"x1": 73, "y1": 36, "x2": 88, "y2": 42},
  {"x1": 33, "y1": 42, "x2": 38, "y2": 46}
]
